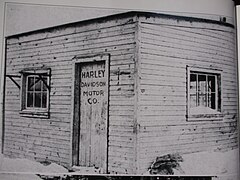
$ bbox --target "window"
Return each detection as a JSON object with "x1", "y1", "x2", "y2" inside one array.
[
  {"x1": 20, "y1": 69, "x2": 50, "y2": 118},
  {"x1": 26, "y1": 75, "x2": 48, "y2": 108},
  {"x1": 187, "y1": 67, "x2": 223, "y2": 121}
]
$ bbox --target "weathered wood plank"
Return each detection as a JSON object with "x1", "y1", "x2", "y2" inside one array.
[
  {"x1": 141, "y1": 33, "x2": 234, "y2": 59},
  {"x1": 7, "y1": 34, "x2": 135, "y2": 59},
  {"x1": 140, "y1": 44, "x2": 235, "y2": 68},
  {"x1": 7, "y1": 16, "x2": 137, "y2": 44},
  {"x1": 140, "y1": 24, "x2": 235, "y2": 54},
  {"x1": 8, "y1": 23, "x2": 137, "y2": 51},
  {"x1": 140, "y1": 21, "x2": 234, "y2": 47},
  {"x1": 7, "y1": 50, "x2": 135, "y2": 69},
  {"x1": 140, "y1": 54, "x2": 237, "y2": 76}
]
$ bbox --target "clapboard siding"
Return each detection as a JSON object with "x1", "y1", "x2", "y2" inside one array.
[
  {"x1": 7, "y1": 36, "x2": 135, "y2": 60},
  {"x1": 140, "y1": 25, "x2": 235, "y2": 52},
  {"x1": 7, "y1": 23, "x2": 136, "y2": 50},
  {"x1": 137, "y1": 16, "x2": 238, "y2": 173},
  {"x1": 4, "y1": 12, "x2": 238, "y2": 175},
  {"x1": 7, "y1": 16, "x2": 137, "y2": 44},
  {"x1": 5, "y1": 15, "x2": 138, "y2": 173}
]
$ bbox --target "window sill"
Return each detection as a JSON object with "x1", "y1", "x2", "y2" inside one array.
[
  {"x1": 186, "y1": 113, "x2": 223, "y2": 121},
  {"x1": 19, "y1": 109, "x2": 49, "y2": 119}
]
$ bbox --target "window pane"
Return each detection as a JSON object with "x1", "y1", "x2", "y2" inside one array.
[
  {"x1": 190, "y1": 94, "x2": 197, "y2": 107},
  {"x1": 198, "y1": 94, "x2": 207, "y2": 107},
  {"x1": 198, "y1": 75, "x2": 206, "y2": 93},
  {"x1": 42, "y1": 92, "x2": 47, "y2": 108},
  {"x1": 190, "y1": 74, "x2": 197, "y2": 107},
  {"x1": 42, "y1": 77, "x2": 48, "y2": 91},
  {"x1": 34, "y1": 77, "x2": 42, "y2": 91},
  {"x1": 27, "y1": 77, "x2": 35, "y2": 91},
  {"x1": 208, "y1": 93, "x2": 216, "y2": 109},
  {"x1": 190, "y1": 74, "x2": 196, "y2": 94},
  {"x1": 24, "y1": 73, "x2": 50, "y2": 110},
  {"x1": 27, "y1": 92, "x2": 33, "y2": 107},
  {"x1": 198, "y1": 75, "x2": 207, "y2": 107},
  {"x1": 208, "y1": 75, "x2": 216, "y2": 93},
  {"x1": 189, "y1": 70, "x2": 220, "y2": 114},
  {"x1": 34, "y1": 93, "x2": 42, "y2": 108}
]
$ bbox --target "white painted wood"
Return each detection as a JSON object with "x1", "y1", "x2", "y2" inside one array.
[
  {"x1": 137, "y1": 15, "x2": 237, "y2": 174},
  {"x1": 4, "y1": 15, "x2": 137, "y2": 173},
  {"x1": 79, "y1": 60, "x2": 108, "y2": 171}
]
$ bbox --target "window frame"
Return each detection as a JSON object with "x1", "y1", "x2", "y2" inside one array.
[
  {"x1": 20, "y1": 69, "x2": 51, "y2": 118},
  {"x1": 186, "y1": 66, "x2": 223, "y2": 121}
]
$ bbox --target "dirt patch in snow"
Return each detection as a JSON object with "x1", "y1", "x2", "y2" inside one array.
[{"x1": 148, "y1": 149, "x2": 239, "y2": 179}]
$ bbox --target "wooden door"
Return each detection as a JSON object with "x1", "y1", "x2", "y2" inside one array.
[{"x1": 79, "y1": 61, "x2": 108, "y2": 170}]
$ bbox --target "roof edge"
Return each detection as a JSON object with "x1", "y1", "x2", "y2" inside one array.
[{"x1": 6, "y1": 11, "x2": 234, "y2": 39}]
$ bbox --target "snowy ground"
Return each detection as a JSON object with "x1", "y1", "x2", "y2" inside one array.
[
  {"x1": 173, "y1": 149, "x2": 239, "y2": 180},
  {"x1": 0, "y1": 149, "x2": 239, "y2": 180},
  {"x1": 0, "y1": 153, "x2": 68, "y2": 180}
]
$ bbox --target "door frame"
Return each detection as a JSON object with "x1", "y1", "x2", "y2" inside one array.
[{"x1": 71, "y1": 54, "x2": 110, "y2": 173}]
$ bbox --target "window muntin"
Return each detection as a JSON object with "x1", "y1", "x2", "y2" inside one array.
[
  {"x1": 190, "y1": 72, "x2": 218, "y2": 112},
  {"x1": 26, "y1": 75, "x2": 48, "y2": 109},
  {"x1": 187, "y1": 67, "x2": 222, "y2": 120},
  {"x1": 20, "y1": 69, "x2": 50, "y2": 118}
]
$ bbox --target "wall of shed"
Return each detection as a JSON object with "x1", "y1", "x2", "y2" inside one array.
[
  {"x1": 4, "y1": 16, "x2": 138, "y2": 174},
  {"x1": 137, "y1": 16, "x2": 238, "y2": 173}
]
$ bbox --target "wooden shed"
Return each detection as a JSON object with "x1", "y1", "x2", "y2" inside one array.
[{"x1": 2, "y1": 11, "x2": 238, "y2": 174}]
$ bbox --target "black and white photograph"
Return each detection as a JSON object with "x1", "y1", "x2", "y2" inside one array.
[{"x1": 0, "y1": 0, "x2": 239, "y2": 179}]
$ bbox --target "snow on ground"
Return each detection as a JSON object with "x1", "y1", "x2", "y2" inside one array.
[
  {"x1": 0, "y1": 153, "x2": 68, "y2": 180},
  {"x1": 173, "y1": 149, "x2": 239, "y2": 179},
  {"x1": 0, "y1": 149, "x2": 239, "y2": 179}
]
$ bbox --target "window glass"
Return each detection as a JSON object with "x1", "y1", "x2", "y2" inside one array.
[
  {"x1": 27, "y1": 76, "x2": 34, "y2": 91},
  {"x1": 208, "y1": 75, "x2": 215, "y2": 92},
  {"x1": 43, "y1": 77, "x2": 48, "y2": 91},
  {"x1": 198, "y1": 74, "x2": 207, "y2": 107},
  {"x1": 27, "y1": 92, "x2": 33, "y2": 107},
  {"x1": 208, "y1": 75, "x2": 215, "y2": 109},
  {"x1": 26, "y1": 75, "x2": 48, "y2": 109},
  {"x1": 189, "y1": 71, "x2": 220, "y2": 114},
  {"x1": 42, "y1": 92, "x2": 47, "y2": 108},
  {"x1": 34, "y1": 77, "x2": 42, "y2": 91},
  {"x1": 34, "y1": 92, "x2": 42, "y2": 108},
  {"x1": 190, "y1": 74, "x2": 197, "y2": 108}
]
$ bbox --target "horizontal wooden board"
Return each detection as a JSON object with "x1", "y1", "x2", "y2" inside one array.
[
  {"x1": 7, "y1": 34, "x2": 135, "y2": 59},
  {"x1": 7, "y1": 16, "x2": 137, "y2": 44},
  {"x1": 141, "y1": 33, "x2": 234, "y2": 60},
  {"x1": 6, "y1": 44, "x2": 136, "y2": 72},
  {"x1": 8, "y1": 23, "x2": 136, "y2": 51},
  {"x1": 140, "y1": 21, "x2": 234, "y2": 48},
  {"x1": 140, "y1": 24, "x2": 234, "y2": 54},
  {"x1": 7, "y1": 48, "x2": 135, "y2": 69},
  {"x1": 140, "y1": 44, "x2": 235, "y2": 69},
  {"x1": 140, "y1": 53, "x2": 237, "y2": 77}
]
